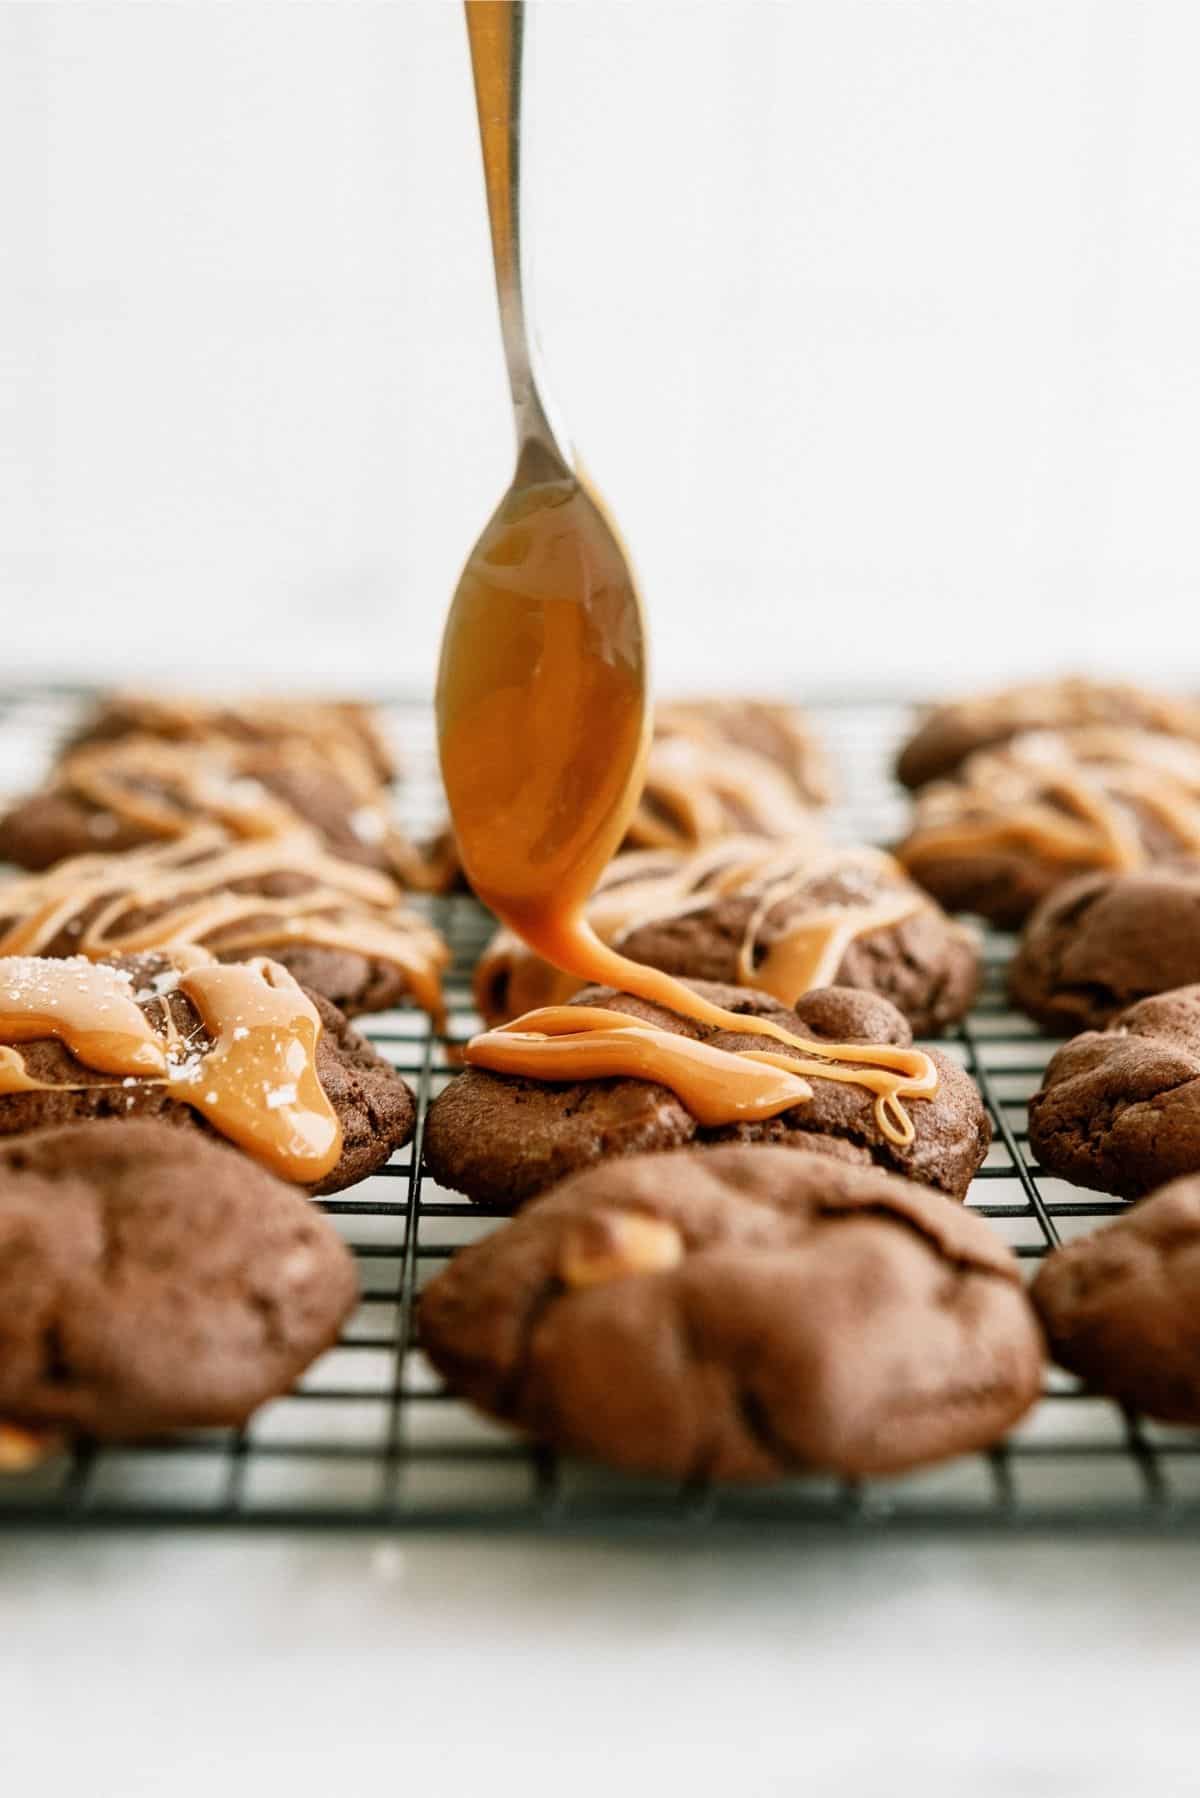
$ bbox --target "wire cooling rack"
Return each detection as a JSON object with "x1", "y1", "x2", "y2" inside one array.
[{"x1": 2, "y1": 686, "x2": 1199, "y2": 1533}]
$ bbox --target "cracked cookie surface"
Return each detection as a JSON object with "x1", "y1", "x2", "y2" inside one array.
[
  {"x1": 1032, "y1": 1173, "x2": 1200, "y2": 1421},
  {"x1": 1028, "y1": 986, "x2": 1200, "y2": 1198},
  {"x1": 419, "y1": 1145, "x2": 1042, "y2": 1481},
  {"x1": 0, "y1": 1119, "x2": 357, "y2": 1439},
  {"x1": 1010, "y1": 864, "x2": 1200, "y2": 1033},
  {"x1": 424, "y1": 980, "x2": 990, "y2": 1210}
]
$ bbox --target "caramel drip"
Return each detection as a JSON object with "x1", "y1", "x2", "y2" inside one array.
[
  {"x1": 629, "y1": 735, "x2": 820, "y2": 851},
  {"x1": 436, "y1": 477, "x2": 933, "y2": 1116},
  {"x1": 476, "y1": 842, "x2": 930, "y2": 1023},
  {"x1": 0, "y1": 953, "x2": 342, "y2": 1183},
  {"x1": 468, "y1": 1004, "x2": 938, "y2": 1145},
  {"x1": 0, "y1": 831, "x2": 448, "y2": 1025},
  {"x1": 62, "y1": 739, "x2": 301, "y2": 840},
  {"x1": 736, "y1": 881, "x2": 927, "y2": 997},
  {"x1": 169, "y1": 958, "x2": 341, "y2": 1183},
  {"x1": 902, "y1": 729, "x2": 1200, "y2": 875},
  {"x1": 0, "y1": 960, "x2": 167, "y2": 1080}
]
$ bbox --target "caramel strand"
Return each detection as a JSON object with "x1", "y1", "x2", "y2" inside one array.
[
  {"x1": 476, "y1": 842, "x2": 931, "y2": 1023},
  {"x1": 467, "y1": 1003, "x2": 938, "y2": 1146}
]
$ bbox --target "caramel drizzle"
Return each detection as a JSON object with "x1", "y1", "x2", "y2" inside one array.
[
  {"x1": 0, "y1": 954, "x2": 342, "y2": 1182},
  {"x1": 0, "y1": 1422, "x2": 61, "y2": 1472},
  {"x1": 628, "y1": 735, "x2": 822, "y2": 851},
  {"x1": 88, "y1": 692, "x2": 392, "y2": 774},
  {"x1": 52, "y1": 735, "x2": 439, "y2": 889},
  {"x1": 0, "y1": 831, "x2": 448, "y2": 1025},
  {"x1": 477, "y1": 842, "x2": 929, "y2": 1023},
  {"x1": 901, "y1": 729, "x2": 1200, "y2": 873},
  {"x1": 467, "y1": 1003, "x2": 938, "y2": 1145}
]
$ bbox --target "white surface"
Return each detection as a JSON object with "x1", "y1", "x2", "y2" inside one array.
[
  {"x1": 4, "y1": 0, "x2": 1200, "y2": 691},
  {"x1": 5, "y1": 1532, "x2": 1199, "y2": 1795}
]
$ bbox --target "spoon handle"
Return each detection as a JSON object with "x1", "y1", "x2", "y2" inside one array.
[{"x1": 463, "y1": 0, "x2": 571, "y2": 477}]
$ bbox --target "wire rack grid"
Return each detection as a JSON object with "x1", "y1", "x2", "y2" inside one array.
[{"x1": 1, "y1": 687, "x2": 1199, "y2": 1533}]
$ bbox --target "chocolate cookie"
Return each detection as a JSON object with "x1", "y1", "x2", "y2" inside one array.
[
  {"x1": 0, "y1": 1120, "x2": 357, "y2": 1439},
  {"x1": 896, "y1": 677, "x2": 1200, "y2": 791},
  {"x1": 1010, "y1": 864, "x2": 1200, "y2": 1033},
  {"x1": 1031, "y1": 1174, "x2": 1200, "y2": 1422},
  {"x1": 424, "y1": 981, "x2": 990, "y2": 1209},
  {"x1": 65, "y1": 691, "x2": 397, "y2": 783},
  {"x1": 0, "y1": 735, "x2": 438, "y2": 886},
  {"x1": 0, "y1": 830, "x2": 449, "y2": 1021},
  {"x1": 419, "y1": 1145, "x2": 1041, "y2": 1481},
  {"x1": 476, "y1": 843, "x2": 980, "y2": 1037},
  {"x1": 629, "y1": 700, "x2": 830, "y2": 852},
  {"x1": 0, "y1": 952, "x2": 414, "y2": 1196},
  {"x1": 1028, "y1": 986, "x2": 1200, "y2": 1198},
  {"x1": 896, "y1": 727, "x2": 1200, "y2": 927}
]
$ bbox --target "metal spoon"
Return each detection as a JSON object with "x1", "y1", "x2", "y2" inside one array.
[{"x1": 436, "y1": 0, "x2": 650, "y2": 939}]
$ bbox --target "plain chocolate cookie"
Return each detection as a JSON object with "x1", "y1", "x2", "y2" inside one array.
[
  {"x1": 896, "y1": 727, "x2": 1200, "y2": 927},
  {"x1": 1028, "y1": 986, "x2": 1200, "y2": 1198},
  {"x1": 424, "y1": 981, "x2": 990, "y2": 1210},
  {"x1": 1010, "y1": 864, "x2": 1200, "y2": 1034},
  {"x1": 896, "y1": 677, "x2": 1200, "y2": 791},
  {"x1": 0, "y1": 1120, "x2": 357, "y2": 1439},
  {"x1": 0, "y1": 953, "x2": 415, "y2": 1196},
  {"x1": 419, "y1": 1145, "x2": 1042, "y2": 1481},
  {"x1": 1032, "y1": 1174, "x2": 1200, "y2": 1422}
]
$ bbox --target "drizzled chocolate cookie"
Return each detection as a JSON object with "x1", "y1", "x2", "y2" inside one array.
[
  {"x1": 476, "y1": 841, "x2": 979, "y2": 1037},
  {"x1": 0, "y1": 735, "x2": 442, "y2": 887},
  {"x1": 896, "y1": 677, "x2": 1200, "y2": 791},
  {"x1": 424, "y1": 981, "x2": 990, "y2": 1210},
  {"x1": 0, "y1": 829, "x2": 449, "y2": 1021},
  {"x1": 627, "y1": 699, "x2": 830, "y2": 852},
  {"x1": 896, "y1": 727, "x2": 1200, "y2": 926},
  {"x1": 419, "y1": 1145, "x2": 1042, "y2": 1481},
  {"x1": 0, "y1": 1120, "x2": 358, "y2": 1440},
  {"x1": 0, "y1": 951, "x2": 414, "y2": 1195},
  {"x1": 65, "y1": 691, "x2": 397, "y2": 783}
]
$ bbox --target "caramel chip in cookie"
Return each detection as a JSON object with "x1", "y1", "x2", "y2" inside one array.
[{"x1": 420, "y1": 1146, "x2": 1042, "y2": 1482}]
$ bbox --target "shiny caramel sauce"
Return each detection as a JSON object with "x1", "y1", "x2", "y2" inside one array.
[
  {"x1": 468, "y1": 1004, "x2": 937, "y2": 1144},
  {"x1": 900, "y1": 728, "x2": 1200, "y2": 875},
  {"x1": 438, "y1": 488, "x2": 938, "y2": 1144},
  {"x1": 0, "y1": 830, "x2": 448, "y2": 1027},
  {"x1": 0, "y1": 954, "x2": 341, "y2": 1183},
  {"x1": 475, "y1": 842, "x2": 928, "y2": 1025}
]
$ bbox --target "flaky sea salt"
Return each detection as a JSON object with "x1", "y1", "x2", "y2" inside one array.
[
  {"x1": 350, "y1": 807, "x2": 385, "y2": 845},
  {"x1": 265, "y1": 1084, "x2": 298, "y2": 1110}
]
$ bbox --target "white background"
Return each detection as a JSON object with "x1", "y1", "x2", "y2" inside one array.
[{"x1": 4, "y1": 0, "x2": 1200, "y2": 694}]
